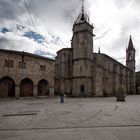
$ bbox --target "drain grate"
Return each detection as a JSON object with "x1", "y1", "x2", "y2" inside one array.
[{"x1": 3, "y1": 113, "x2": 37, "y2": 117}]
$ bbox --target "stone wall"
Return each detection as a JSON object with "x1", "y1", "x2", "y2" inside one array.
[
  {"x1": 54, "y1": 48, "x2": 72, "y2": 94},
  {"x1": 93, "y1": 53, "x2": 133, "y2": 96},
  {"x1": 0, "y1": 49, "x2": 54, "y2": 98}
]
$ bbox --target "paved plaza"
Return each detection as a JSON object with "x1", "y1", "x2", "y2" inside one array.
[{"x1": 0, "y1": 95, "x2": 140, "y2": 140}]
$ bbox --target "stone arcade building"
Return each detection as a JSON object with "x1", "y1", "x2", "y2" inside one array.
[
  {"x1": 0, "y1": 49, "x2": 54, "y2": 98},
  {"x1": 54, "y1": 6, "x2": 136, "y2": 97}
]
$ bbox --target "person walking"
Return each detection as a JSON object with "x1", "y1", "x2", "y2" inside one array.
[{"x1": 60, "y1": 90, "x2": 64, "y2": 103}]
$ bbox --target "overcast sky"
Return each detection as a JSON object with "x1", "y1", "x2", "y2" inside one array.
[{"x1": 0, "y1": 0, "x2": 140, "y2": 71}]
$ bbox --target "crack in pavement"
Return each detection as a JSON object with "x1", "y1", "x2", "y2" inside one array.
[{"x1": 0, "y1": 124, "x2": 140, "y2": 131}]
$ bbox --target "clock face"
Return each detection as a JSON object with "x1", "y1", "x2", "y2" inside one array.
[{"x1": 79, "y1": 39, "x2": 87, "y2": 47}]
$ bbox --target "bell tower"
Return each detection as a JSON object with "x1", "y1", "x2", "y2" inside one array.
[
  {"x1": 71, "y1": 0, "x2": 95, "y2": 96},
  {"x1": 126, "y1": 35, "x2": 136, "y2": 93}
]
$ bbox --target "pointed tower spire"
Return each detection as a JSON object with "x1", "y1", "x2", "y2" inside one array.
[
  {"x1": 75, "y1": 0, "x2": 89, "y2": 24},
  {"x1": 128, "y1": 35, "x2": 134, "y2": 50},
  {"x1": 82, "y1": 0, "x2": 84, "y2": 10},
  {"x1": 126, "y1": 35, "x2": 136, "y2": 94},
  {"x1": 98, "y1": 47, "x2": 100, "y2": 53},
  {"x1": 81, "y1": 0, "x2": 85, "y2": 21}
]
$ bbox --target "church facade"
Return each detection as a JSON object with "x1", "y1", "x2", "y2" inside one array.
[{"x1": 54, "y1": 6, "x2": 136, "y2": 97}]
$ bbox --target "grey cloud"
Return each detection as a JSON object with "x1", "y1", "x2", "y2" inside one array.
[
  {"x1": 95, "y1": 29, "x2": 112, "y2": 40},
  {"x1": 0, "y1": 0, "x2": 90, "y2": 31},
  {"x1": 110, "y1": 32, "x2": 128, "y2": 51},
  {"x1": 113, "y1": 0, "x2": 130, "y2": 9},
  {"x1": 1, "y1": 0, "x2": 140, "y2": 70},
  {"x1": 0, "y1": 0, "x2": 25, "y2": 20},
  {"x1": 133, "y1": 0, "x2": 140, "y2": 5},
  {"x1": 24, "y1": 0, "x2": 89, "y2": 28},
  {"x1": 136, "y1": 64, "x2": 140, "y2": 72},
  {"x1": 122, "y1": 17, "x2": 140, "y2": 32},
  {"x1": 0, "y1": 37, "x2": 14, "y2": 50}
]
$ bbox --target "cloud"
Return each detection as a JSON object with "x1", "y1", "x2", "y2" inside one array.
[
  {"x1": 0, "y1": 0, "x2": 26, "y2": 25},
  {"x1": 113, "y1": 0, "x2": 131, "y2": 9},
  {"x1": 0, "y1": 31, "x2": 56, "y2": 58},
  {"x1": 0, "y1": 0, "x2": 23, "y2": 19},
  {"x1": 0, "y1": 32, "x2": 40, "y2": 52},
  {"x1": 89, "y1": 0, "x2": 140, "y2": 70},
  {"x1": 95, "y1": 29, "x2": 112, "y2": 40},
  {"x1": 0, "y1": 0, "x2": 140, "y2": 71}
]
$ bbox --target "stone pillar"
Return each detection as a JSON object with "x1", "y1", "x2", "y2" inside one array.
[
  {"x1": 33, "y1": 85, "x2": 37, "y2": 97},
  {"x1": 49, "y1": 86, "x2": 54, "y2": 97},
  {"x1": 15, "y1": 85, "x2": 20, "y2": 98}
]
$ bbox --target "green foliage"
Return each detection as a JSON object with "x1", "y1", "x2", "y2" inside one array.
[{"x1": 116, "y1": 86, "x2": 126, "y2": 99}]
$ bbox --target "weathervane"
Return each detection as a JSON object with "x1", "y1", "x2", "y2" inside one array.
[{"x1": 81, "y1": 0, "x2": 85, "y2": 11}]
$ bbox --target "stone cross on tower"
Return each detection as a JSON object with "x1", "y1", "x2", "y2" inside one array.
[
  {"x1": 81, "y1": 0, "x2": 85, "y2": 9},
  {"x1": 81, "y1": 0, "x2": 85, "y2": 15},
  {"x1": 75, "y1": 0, "x2": 89, "y2": 23}
]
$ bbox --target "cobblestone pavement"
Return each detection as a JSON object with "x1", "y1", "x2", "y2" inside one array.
[{"x1": 0, "y1": 95, "x2": 140, "y2": 140}]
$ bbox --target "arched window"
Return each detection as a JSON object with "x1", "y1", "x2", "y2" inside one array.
[{"x1": 128, "y1": 53, "x2": 132, "y2": 60}]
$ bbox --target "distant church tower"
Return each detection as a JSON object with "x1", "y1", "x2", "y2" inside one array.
[
  {"x1": 126, "y1": 35, "x2": 136, "y2": 93},
  {"x1": 71, "y1": 1, "x2": 95, "y2": 96}
]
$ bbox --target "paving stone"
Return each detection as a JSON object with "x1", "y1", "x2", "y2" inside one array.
[{"x1": 0, "y1": 96, "x2": 140, "y2": 139}]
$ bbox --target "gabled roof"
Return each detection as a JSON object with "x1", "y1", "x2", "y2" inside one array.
[
  {"x1": 93, "y1": 52, "x2": 133, "y2": 72},
  {"x1": 0, "y1": 48, "x2": 55, "y2": 61}
]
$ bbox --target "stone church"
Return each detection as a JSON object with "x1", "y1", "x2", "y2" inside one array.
[
  {"x1": 54, "y1": 5, "x2": 136, "y2": 97},
  {"x1": 0, "y1": 4, "x2": 136, "y2": 98}
]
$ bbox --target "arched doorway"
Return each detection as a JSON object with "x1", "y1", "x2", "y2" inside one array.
[
  {"x1": 20, "y1": 78, "x2": 33, "y2": 97},
  {"x1": 0, "y1": 76, "x2": 15, "y2": 97},
  {"x1": 37, "y1": 79, "x2": 49, "y2": 96}
]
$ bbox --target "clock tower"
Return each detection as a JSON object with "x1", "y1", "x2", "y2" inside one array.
[
  {"x1": 71, "y1": 1, "x2": 95, "y2": 96},
  {"x1": 126, "y1": 35, "x2": 136, "y2": 94}
]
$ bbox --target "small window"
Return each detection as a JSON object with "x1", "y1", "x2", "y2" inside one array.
[
  {"x1": 5, "y1": 60, "x2": 13, "y2": 67},
  {"x1": 108, "y1": 63, "x2": 110, "y2": 70},
  {"x1": 40, "y1": 65, "x2": 46, "y2": 71},
  {"x1": 19, "y1": 62, "x2": 26, "y2": 69},
  {"x1": 99, "y1": 71, "x2": 101, "y2": 76},
  {"x1": 123, "y1": 79, "x2": 126, "y2": 85},
  {"x1": 80, "y1": 66, "x2": 82, "y2": 72},
  {"x1": 106, "y1": 63, "x2": 110, "y2": 70},
  {"x1": 80, "y1": 85, "x2": 85, "y2": 93}
]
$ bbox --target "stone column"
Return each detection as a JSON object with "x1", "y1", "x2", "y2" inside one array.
[
  {"x1": 49, "y1": 86, "x2": 54, "y2": 97},
  {"x1": 15, "y1": 85, "x2": 20, "y2": 98},
  {"x1": 33, "y1": 85, "x2": 37, "y2": 97}
]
